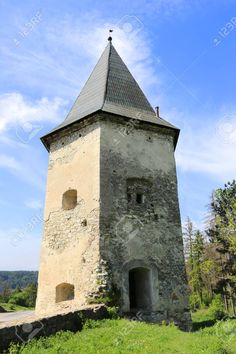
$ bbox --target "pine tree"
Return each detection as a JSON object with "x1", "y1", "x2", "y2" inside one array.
[
  {"x1": 191, "y1": 230, "x2": 204, "y2": 304},
  {"x1": 183, "y1": 217, "x2": 194, "y2": 269},
  {"x1": 207, "y1": 180, "x2": 236, "y2": 314}
]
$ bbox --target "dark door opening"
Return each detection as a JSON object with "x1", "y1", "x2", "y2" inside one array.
[{"x1": 129, "y1": 268, "x2": 151, "y2": 310}]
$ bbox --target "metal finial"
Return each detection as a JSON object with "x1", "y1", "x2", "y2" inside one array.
[{"x1": 108, "y1": 29, "x2": 113, "y2": 42}]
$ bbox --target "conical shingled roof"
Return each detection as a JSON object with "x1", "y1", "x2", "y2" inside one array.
[{"x1": 42, "y1": 40, "x2": 179, "y2": 144}]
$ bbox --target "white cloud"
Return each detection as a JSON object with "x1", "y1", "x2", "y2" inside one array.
[
  {"x1": 0, "y1": 11, "x2": 161, "y2": 103},
  {"x1": 0, "y1": 93, "x2": 66, "y2": 190},
  {"x1": 42, "y1": 16, "x2": 160, "y2": 97},
  {"x1": 176, "y1": 113, "x2": 236, "y2": 181},
  {"x1": 0, "y1": 147, "x2": 47, "y2": 191},
  {"x1": 25, "y1": 199, "x2": 43, "y2": 210},
  {"x1": 0, "y1": 154, "x2": 20, "y2": 170},
  {"x1": 0, "y1": 92, "x2": 67, "y2": 133}
]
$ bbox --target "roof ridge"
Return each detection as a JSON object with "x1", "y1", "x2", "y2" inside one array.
[{"x1": 101, "y1": 41, "x2": 112, "y2": 111}]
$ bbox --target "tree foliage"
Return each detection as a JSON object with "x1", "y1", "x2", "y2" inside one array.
[
  {"x1": 0, "y1": 271, "x2": 38, "y2": 308},
  {"x1": 0, "y1": 271, "x2": 38, "y2": 293},
  {"x1": 8, "y1": 284, "x2": 37, "y2": 307},
  {"x1": 185, "y1": 180, "x2": 236, "y2": 316}
]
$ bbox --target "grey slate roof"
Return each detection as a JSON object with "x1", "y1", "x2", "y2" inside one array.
[{"x1": 42, "y1": 40, "x2": 179, "y2": 141}]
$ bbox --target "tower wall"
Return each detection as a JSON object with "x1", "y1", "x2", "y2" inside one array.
[
  {"x1": 36, "y1": 122, "x2": 101, "y2": 315},
  {"x1": 99, "y1": 116, "x2": 191, "y2": 329},
  {"x1": 36, "y1": 114, "x2": 191, "y2": 329}
]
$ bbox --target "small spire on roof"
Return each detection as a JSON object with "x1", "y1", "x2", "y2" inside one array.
[{"x1": 108, "y1": 29, "x2": 113, "y2": 42}]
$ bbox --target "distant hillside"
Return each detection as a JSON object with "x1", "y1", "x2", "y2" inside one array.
[{"x1": 0, "y1": 271, "x2": 38, "y2": 292}]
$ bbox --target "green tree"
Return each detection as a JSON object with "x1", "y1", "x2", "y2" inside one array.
[
  {"x1": 183, "y1": 217, "x2": 194, "y2": 269},
  {"x1": 189, "y1": 230, "x2": 204, "y2": 305},
  {"x1": 207, "y1": 180, "x2": 236, "y2": 314},
  {"x1": 24, "y1": 283, "x2": 37, "y2": 307},
  {"x1": 1, "y1": 285, "x2": 11, "y2": 302},
  {"x1": 8, "y1": 284, "x2": 37, "y2": 308}
]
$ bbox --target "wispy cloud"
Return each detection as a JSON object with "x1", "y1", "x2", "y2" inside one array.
[
  {"x1": 176, "y1": 112, "x2": 236, "y2": 181},
  {"x1": 0, "y1": 146, "x2": 47, "y2": 191},
  {"x1": 0, "y1": 154, "x2": 20, "y2": 170},
  {"x1": 0, "y1": 92, "x2": 67, "y2": 133},
  {"x1": 0, "y1": 11, "x2": 161, "y2": 102},
  {"x1": 24, "y1": 199, "x2": 43, "y2": 210}
]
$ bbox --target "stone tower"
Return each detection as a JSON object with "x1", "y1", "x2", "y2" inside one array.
[{"x1": 36, "y1": 39, "x2": 191, "y2": 329}]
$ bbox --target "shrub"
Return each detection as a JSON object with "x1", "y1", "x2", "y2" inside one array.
[
  {"x1": 107, "y1": 306, "x2": 120, "y2": 319},
  {"x1": 209, "y1": 295, "x2": 225, "y2": 320},
  {"x1": 8, "y1": 292, "x2": 27, "y2": 307},
  {"x1": 8, "y1": 284, "x2": 37, "y2": 308},
  {"x1": 189, "y1": 293, "x2": 201, "y2": 311},
  {"x1": 83, "y1": 319, "x2": 103, "y2": 329}
]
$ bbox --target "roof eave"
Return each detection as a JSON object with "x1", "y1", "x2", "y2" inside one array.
[{"x1": 41, "y1": 110, "x2": 180, "y2": 152}]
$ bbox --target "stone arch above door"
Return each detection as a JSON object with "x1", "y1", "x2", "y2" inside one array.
[{"x1": 121, "y1": 260, "x2": 159, "y2": 312}]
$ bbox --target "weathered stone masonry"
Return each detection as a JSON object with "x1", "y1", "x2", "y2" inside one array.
[
  {"x1": 36, "y1": 39, "x2": 192, "y2": 330},
  {"x1": 0, "y1": 305, "x2": 108, "y2": 352},
  {"x1": 36, "y1": 122, "x2": 101, "y2": 315},
  {"x1": 99, "y1": 117, "x2": 191, "y2": 329}
]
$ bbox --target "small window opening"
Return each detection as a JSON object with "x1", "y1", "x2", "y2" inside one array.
[
  {"x1": 62, "y1": 189, "x2": 77, "y2": 210},
  {"x1": 56, "y1": 283, "x2": 74, "y2": 303},
  {"x1": 136, "y1": 193, "x2": 144, "y2": 204}
]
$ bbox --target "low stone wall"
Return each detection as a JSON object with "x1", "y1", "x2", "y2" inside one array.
[{"x1": 0, "y1": 305, "x2": 108, "y2": 352}]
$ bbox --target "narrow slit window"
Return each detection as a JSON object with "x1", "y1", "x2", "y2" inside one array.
[
  {"x1": 136, "y1": 193, "x2": 144, "y2": 204},
  {"x1": 127, "y1": 193, "x2": 132, "y2": 203}
]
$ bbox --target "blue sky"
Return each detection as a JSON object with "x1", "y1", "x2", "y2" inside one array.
[{"x1": 0, "y1": 0, "x2": 235, "y2": 270}]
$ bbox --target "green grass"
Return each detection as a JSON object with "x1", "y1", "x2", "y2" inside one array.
[
  {"x1": 8, "y1": 317, "x2": 236, "y2": 354},
  {"x1": 191, "y1": 308, "x2": 215, "y2": 323},
  {"x1": 191, "y1": 307, "x2": 218, "y2": 329},
  {"x1": 0, "y1": 303, "x2": 33, "y2": 312}
]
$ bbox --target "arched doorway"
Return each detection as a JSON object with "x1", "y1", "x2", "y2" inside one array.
[{"x1": 129, "y1": 267, "x2": 151, "y2": 310}]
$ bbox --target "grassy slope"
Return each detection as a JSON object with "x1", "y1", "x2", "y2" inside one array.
[
  {"x1": 0, "y1": 303, "x2": 33, "y2": 312},
  {"x1": 191, "y1": 308, "x2": 215, "y2": 322},
  {"x1": 9, "y1": 318, "x2": 236, "y2": 354}
]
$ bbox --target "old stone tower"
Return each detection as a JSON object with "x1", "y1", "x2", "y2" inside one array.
[{"x1": 36, "y1": 38, "x2": 191, "y2": 329}]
